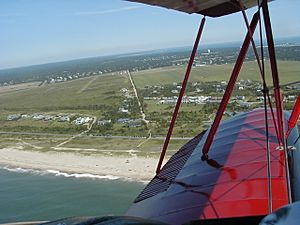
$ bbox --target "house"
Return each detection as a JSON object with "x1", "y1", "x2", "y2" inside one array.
[
  {"x1": 59, "y1": 116, "x2": 70, "y2": 122},
  {"x1": 128, "y1": 120, "x2": 142, "y2": 128},
  {"x1": 119, "y1": 107, "x2": 130, "y2": 114},
  {"x1": 84, "y1": 117, "x2": 93, "y2": 123},
  {"x1": 117, "y1": 118, "x2": 130, "y2": 124},
  {"x1": 240, "y1": 102, "x2": 252, "y2": 107},
  {"x1": 44, "y1": 115, "x2": 55, "y2": 121},
  {"x1": 73, "y1": 117, "x2": 85, "y2": 125},
  {"x1": 21, "y1": 114, "x2": 30, "y2": 119},
  {"x1": 33, "y1": 114, "x2": 45, "y2": 120},
  {"x1": 236, "y1": 96, "x2": 246, "y2": 101},
  {"x1": 7, "y1": 114, "x2": 21, "y2": 121},
  {"x1": 287, "y1": 95, "x2": 296, "y2": 101},
  {"x1": 257, "y1": 96, "x2": 264, "y2": 101},
  {"x1": 98, "y1": 120, "x2": 111, "y2": 125}
]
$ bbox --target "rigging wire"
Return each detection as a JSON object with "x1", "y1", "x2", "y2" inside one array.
[
  {"x1": 237, "y1": 0, "x2": 280, "y2": 144},
  {"x1": 238, "y1": 0, "x2": 273, "y2": 213},
  {"x1": 261, "y1": 0, "x2": 292, "y2": 204},
  {"x1": 257, "y1": 0, "x2": 273, "y2": 213}
]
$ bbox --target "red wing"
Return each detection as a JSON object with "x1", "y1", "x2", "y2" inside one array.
[{"x1": 126, "y1": 109, "x2": 294, "y2": 225}]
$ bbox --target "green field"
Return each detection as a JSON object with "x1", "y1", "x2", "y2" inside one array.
[
  {"x1": 0, "y1": 73, "x2": 129, "y2": 114},
  {"x1": 1, "y1": 60, "x2": 298, "y2": 114},
  {"x1": 0, "y1": 73, "x2": 132, "y2": 134},
  {"x1": 0, "y1": 133, "x2": 187, "y2": 158},
  {"x1": 132, "y1": 60, "x2": 300, "y2": 88},
  {"x1": 0, "y1": 60, "x2": 299, "y2": 156}
]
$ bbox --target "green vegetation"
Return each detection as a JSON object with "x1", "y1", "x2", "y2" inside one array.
[
  {"x1": 133, "y1": 61, "x2": 299, "y2": 137},
  {"x1": 0, "y1": 119, "x2": 86, "y2": 134},
  {"x1": 0, "y1": 73, "x2": 128, "y2": 114},
  {"x1": 0, "y1": 134, "x2": 67, "y2": 151},
  {"x1": 132, "y1": 60, "x2": 300, "y2": 87},
  {"x1": 0, "y1": 60, "x2": 299, "y2": 156},
  {"x1": 0, "y1": 133, "x2": 186, "y2": 158}
]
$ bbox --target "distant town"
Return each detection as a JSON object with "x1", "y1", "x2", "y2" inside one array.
[
  {"x1": 4, "y1": 76, "x2": 299, "y2": 137},
  {"x1": 0, "y1": 42, "x2": 299, "y2": 86}
]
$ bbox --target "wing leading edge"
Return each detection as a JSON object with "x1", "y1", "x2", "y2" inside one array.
[{"x1": 126, "y1": 0, "x2": 273, "y2": 17}]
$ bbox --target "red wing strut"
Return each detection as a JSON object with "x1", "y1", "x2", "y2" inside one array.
[{"x1": 287, "y1": 94, "x2": 300, "y2": 136}]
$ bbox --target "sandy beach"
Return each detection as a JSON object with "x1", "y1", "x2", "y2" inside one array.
[{"x1": 0, "y1": 148, "x2": 163, "y2": 182}]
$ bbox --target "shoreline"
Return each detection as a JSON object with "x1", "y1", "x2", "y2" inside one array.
[{"x1": 0, "y1": 148, "x2": 162, "y2": 182}]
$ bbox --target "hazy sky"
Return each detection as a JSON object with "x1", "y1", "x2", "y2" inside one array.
[{"x1": 0, "y1": 0, "x2": 299, "y2": 69}]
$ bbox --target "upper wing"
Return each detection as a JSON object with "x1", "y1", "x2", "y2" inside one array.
[{"x1": 126, "y1": 0, "x2": 272, "y2": 17}]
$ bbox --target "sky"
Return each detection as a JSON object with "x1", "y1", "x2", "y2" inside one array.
[{"x1": 0, "y1": 0, "x2": 299, "y2": 69}]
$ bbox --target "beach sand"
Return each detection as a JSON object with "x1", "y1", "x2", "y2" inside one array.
[{"x1": 0, "y1": 148, "x2": 165, "y2": 182}]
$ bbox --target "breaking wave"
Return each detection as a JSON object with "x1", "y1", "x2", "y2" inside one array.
[
  {"x1": 1, "y1": 166, "x2": 121, "y2": 181},
  {"x1": 46, "y1": 169, "x2": 119, "y2": 180}
]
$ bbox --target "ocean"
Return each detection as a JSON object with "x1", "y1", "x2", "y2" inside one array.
[{"x1": 0, "y1": 168, "x2": 145, "y2": 223}]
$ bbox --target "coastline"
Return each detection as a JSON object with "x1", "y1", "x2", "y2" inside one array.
[{"x1": 0, "y1": 148, "x2": 162, "y2": 182}]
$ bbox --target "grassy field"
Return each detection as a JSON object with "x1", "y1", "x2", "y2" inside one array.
[
  {"x1": 61, "y1": 136, "x2": 187, "y2": 157},
  {"x1": 0, "y1": 72, "x2": 131, "y2": 134},
  {"x1": 0, "y1": 133, "x2": 187, "y2": 158},
  {"x1": 1, "y1": 60, "x2": 297, "y2": 114},
  {"x1": 134, "y1": 60, "x2": 299, "y2": 137},
  {"x1": 0, "y1": 134, "x2": 67, "y2": 151},
  {"x1": 0, "y1": 60, "x2": 298, "y2": 156},
  {"x1": 0, "y1": 73, "x2": 129, "y2": 114},
  {"x1": 132, "y1": 60, "x2": 300, "y2": 88}
]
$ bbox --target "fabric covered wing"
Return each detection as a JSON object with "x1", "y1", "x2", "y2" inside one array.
[
  {"x1": 126, "y1": 0, "x2": 272, "y2": 17},
  {"x1": 126, "y1": 109, "x2": 296, "y2": 225}
]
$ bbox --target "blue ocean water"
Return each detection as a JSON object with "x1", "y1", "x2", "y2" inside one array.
[{"x1": 0, "y1": 168, "x2": 145, "y2": 223}]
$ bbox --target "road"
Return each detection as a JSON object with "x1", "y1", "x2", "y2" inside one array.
[
  {"x1": 127, "y1": 70, "x2": 154, "y2": 149},
  {"x1": 0, "y1": 131, "x2": 192, "y2": 140},
  {"x1": 127, "y1": 70, "x2": 149, "y2": 125}
]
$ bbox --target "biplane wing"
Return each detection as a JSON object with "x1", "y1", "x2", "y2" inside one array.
[
  {"x1": 123, "y1": 1, "x2": 300, "y2": 225},
  {"x1": 126, "y1": 0, "x2": 272, "y2": 17},
  {"x1": 126, "y1": 109, "x2": 299, "y2": 225}
]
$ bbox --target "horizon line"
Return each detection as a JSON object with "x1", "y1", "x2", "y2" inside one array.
[{"x1": 1, "y1": 35, "x2": 299, "y2": 71}]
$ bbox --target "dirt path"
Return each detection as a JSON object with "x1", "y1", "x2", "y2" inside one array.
[
  {"x1": 77, "y1": 76, "x2": 98, "y2": 94},
  {"x1": 53, "y1": 116, "x2": 97, "y2": 149},
  {"x1": 127, "y1": 70, "x2": 149, "y2": 125},
  {"x1": 127, "y1": 70, "x2": 153, "y2": 150}
]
